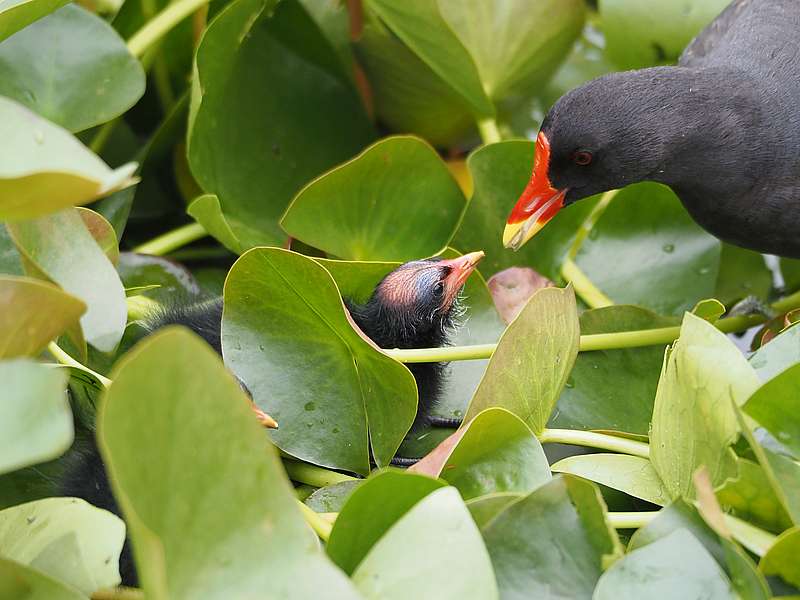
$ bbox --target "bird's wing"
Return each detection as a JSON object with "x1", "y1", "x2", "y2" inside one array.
[{"x1": 679, "y1": 0, "x2": 750, "y2": 68}]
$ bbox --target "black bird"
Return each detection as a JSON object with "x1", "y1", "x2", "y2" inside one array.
[
  {"x1": 60, "y1": 251, "x2": 483, "y2": 585},
  {"x1": 503, "y1": 0, "x2": 800, "y2": 258}
]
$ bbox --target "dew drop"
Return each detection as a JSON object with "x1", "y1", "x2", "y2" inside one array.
[
  {"x1": 698, "y1": 266, "x2": 711, "y2": 275},
  {"x1": 662, "y1": 243, "x2": 675, "y2": 253},
  {"x1": 332, "y1": 427, "x2": 339, "y2": 434}
]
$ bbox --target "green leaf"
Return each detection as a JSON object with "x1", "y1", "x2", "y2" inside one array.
[
  {"x1": 439, "y1": 0, "x2": 584, "y2": 104},
  {"x1": 715, "y1": 243, "x2": 772, "y2": 307},
  {"x1": 0, "y1": 223, "x2": 23, "y2": 275},
  {"x1": 327, "y1": 470, "x2": 445, "y2": 575},
  {"x1": 0, "y1": 557, "x2": 84, "y2": 600},
  {"x1": 454, "y1": 140, "x2": 600, "y2": 281},
  {"x1": 551, "y1": 305, "x2": 677, "y2": 434},
  {"x1": 749, "y1": 326, "x2": 800, "y2": 382},
  {"x1": 352, "y1": 487, "x2": 498, "y2": 600},
  {"x1": 650, "y1": 313, "x2": 760, "y2": 500},
  {"x1": 464, "y1": 285, "x2": 579, "y2": 434},
  {"x1": 117, "y1": 252, "x2": 201, "y2": 306},
  {"x1": 0, "y1": 97, "x2": 137, "y2": 220},
  {"x1": 744, "y1": 363, "x2": 800, "y2": 459},
  {"x1": 481, "y1": 475, "x2": 622, "y2": 599},
  {"x1": 186, "y1": 194, "x2": 249, "y2": 255},
  {"x1": 0, "y1": 359, "x2": 71, "y2": 475},
  {"x1": 600, "y1": 0, "x2": 731, "y2": 70},
  {"x1": 0, "y1": 497, "x2": 124, "y2": 594},
  {"x1": 281, "y1": 136, "x2": 466, "y2": 261},
  {"x1": 0, "y1": 5, "x2": 144, "y2": 132},
  {"x1": 100, "y1": 328, "x2": 359, "y2": 599},
  {"x1": 304, "y1": 480, "x2": 362, "y2": 513},
  {"x1": 575, "y1": 183, "x2": 720, "y2": 316},
  {"x1": 551, "y1": 454, "x2": 669, "y2": 506},
  {"x1": 0, "y1": 276, "x2": 84, "y2": 358},
  {"x1": 717, "y1": 458, "x2": 793, "y2": 534},
  {"x1": 76, "y1": 208, "x2": 118, "y2": 265},
  {"x1": 465, "y1": 492, "x2": 521, "y2": 529},
  {"x1": 760, "y1": 527, "x2": 800, "y2": 589},
  {"x1": 365, "y1": 0, "x2": 493, "y2": 118},
  {"x1": 223, "y1": 247, "x2": 417, "y2": 474},
  {"x1": 8, "y1": 208, "x2": 127, "y2": 352},
  {"x1": 420, "y1": 408, "x2": 550, "y2": 500},
  {"x1": 596, "y1": 529, "x2": 734, "y2": 599},
  {"x1": 0, "y1": 0, "x2": 68, "y2": 42},
  {"x1": 188, "y1": 0, "x2": 375, "y2": 248}
]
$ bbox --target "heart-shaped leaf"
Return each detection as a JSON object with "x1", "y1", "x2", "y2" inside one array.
[
  {"x1": 0, "y1": 359, "x2": 71, "y2": 475},
  {"x1": 223, "y1": 247, "x2": 417, "y2": 474},
  {"x1": 100, "y1": 328, "x2": 359, "y2": 599},
  {"x1": 0, "y1": 4, "x2": 145, "y2": 132},
  {"x1": 0, "y1": 0, "x2": 68, "y2": 42},
  {"x1": 188, "y1": 0, "x2": 375, "y2": 248},
  {"x1": 281, "y1": 136, "x2": 467, "y2": 261}
]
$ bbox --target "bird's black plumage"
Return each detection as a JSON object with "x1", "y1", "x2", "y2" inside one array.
[{"x1": 512, "y1": 0, "x2": 800, "y2": 257}]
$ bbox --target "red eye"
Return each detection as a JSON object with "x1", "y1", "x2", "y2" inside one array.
[{"x1": 572, "y1": 150, "x2": 593, "y2": 166}]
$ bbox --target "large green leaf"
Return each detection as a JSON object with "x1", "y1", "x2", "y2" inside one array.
[
  {"x1": 8, "y1": 208, "x2": 127, "y2": 352},
  {"x1": 351, "y1": 487, "x2": 498, "y2": 600},
  {"x1": 365, "y1": 0, "x2": 493, "y2": 119},
  {"x1": 463, "y1": 285, "x2": 579, "y2": 434},
  {"x1": 223, "y1": 247, "x2": 417, "y2": 474},
  {"x1": 0, "y1": 276, "x2": 84, "y2": 358},
  {"x1": 100, "y1": 328, "x2": 359, "y2": 599},
  {"x1": 744, "y1": 364, "x2": 800, "y2": 459},
  {"x1": 575, "y1": 183, "x2": 720, "y2": 316},
  {"x1": 0, "y1": 359, "x2": 71, "y2": 475},
  {"x1": 600, "y1": 0, "x2": 731, "y2": 70},
  {"x1": 759, "y1": 527, "x2": 800, "y2": 589},
  {"x1": 481, "y1": 475, "x2": 622, "y2": 599},
  {"x1": 0, "y1": 5, "x2": 144, "y2": 132},
  {"x1": 715, "y1": 243, "x2": 773, "y2": 307},
  {"x1": 0, "y1": 557, "x2": 84, "y2": 600},
  {"x1": 749, "y1": 326, "x2": 800, "y2": 382},
  {"x1": 595, "y1": 529, "x2": 734, "y2": 599},
  {"x1": 188, "y1": 0, "x2": 375, "y2": 248},
  {"x1": 0, "y1": 0, "x2": 67, "y2": 42},
  {"x1": 186, "y1": 194, "x2": 252, "y2": 255},
  {"x1": 0, "y1": 97, "x2": 136, "y2": 220},
  {"x1": 454, "y1": 140, "x2": 600, "y2": 281},
  {"x1": 550, "y1": 305, "x2": 677, "y2": 434},
  {"x1": 281, "y1": 136, "x2": 466, "y2": 261},
  {"x1": 327, "y1": 470, "x2": 445, "y2": 575},
  {"x1": 717, "y1": 458, "x2": 793, "y2": 534},
  {"x1": 0, "y1": 497, "x2": 124, "y2": 594},
  {"x1": 650, "y1": 313, "x2": 760, "y2": 500}
]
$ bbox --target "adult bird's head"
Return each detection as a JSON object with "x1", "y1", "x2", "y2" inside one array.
[{"x1": 349, "y1": 251, "x2": 485, "y2": 349}]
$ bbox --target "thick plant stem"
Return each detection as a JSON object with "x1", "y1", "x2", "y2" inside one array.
[
  {"x1": 89, "y1": 119, "x2": 119, "y2": 155},
  {"x1": 297, "y1": 500, "x2": 333, "y2": 541},
  {"x1": 607, "y1": 511, "x2": 657, "y2": 529},
  {"x1": 47, "y1": 342, "x2": 112, "y2": 388},
  {"x1": 127, "y1": 0, "x2": 212, "y2": 58},
  {"x1": 539, "y1": 428, "x2": 650, "y2": 459},
  {"x1": 132, "y1": 222, "x2": 207, "y2": 256},
  {"x1": 477, "y1": 117, "x2": 502, "y2": 145},
  {"x1": 282, "y1": 458, "x2": 357, "y2": 488},
  {"x1": 561, "y1": 259, "x2": 614, "y2": 309}
]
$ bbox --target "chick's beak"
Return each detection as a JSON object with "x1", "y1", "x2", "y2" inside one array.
[
  {"x1": 503, "y1": 132, "x2": 567, "y2": 251},
  {"x1": 440, "y1": 250, "x2": 484, "y2": 304}
]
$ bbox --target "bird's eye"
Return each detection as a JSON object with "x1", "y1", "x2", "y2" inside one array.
[
  {"x1": 572, "y1": 150, "x2": 593, "y2": 166},
  {"x1": 433, "y1": 281, "x2": 445, "y2": 297}
]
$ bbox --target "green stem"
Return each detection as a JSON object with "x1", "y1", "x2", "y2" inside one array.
[
  {"x1": 476, "y1": 117, "x2": 502, "y2": 145},
  {"x1": 561, "y1": 259, "x2": 614, "y2": 309},
  {"x1": 567, "y1": 189, "x2": 619, "y2": 260},
  {"x1": 139, "y1": 0, "x2": 175, "y2": 112},
  {"x1": 89, "y1": 119, "x2": 119, "y2": 155},
  {"x1": 282, "y1": 458, "x2": 357, "y2": 488},
  {"x1": 91, "y1": 588, "x2": 144, "y2": 600},
  {"x1": 723, "y1": 514, "x2": 775, "y2": 557},
  {"x1": 540, "y1": 428, "x2": 650, "y2": 459},
  {"x1": 132, "y1": 222, "x2": 207, "y2": 256},
  {"x1": 127, "y1": 0, "x2": 212, "y2": 58},
  {"x1": 607, "y1": 511, "x2": 657, "y2": 529},
  {"x1": 47, "y1": 342, "x2": 112, "y2": 388},
  {"x1": 297, "y1": 500, "x2": 332, "y2": 541}
]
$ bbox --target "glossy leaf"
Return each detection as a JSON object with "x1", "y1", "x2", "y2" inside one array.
[
  {"x1": 116, "y1": 252, "x2": 201, "y2": 306},
  {"x1": 464, "y1": 285, "x2": 579, "y2": 434},
  {"x1": 281, "y1": 136, "x2": 466, "y2": 261},
  {"x1": 0, "y1": 497, "x2": 124, "y2": 594},
  {"x1": 0, "y1": 4, "x2": 145, "y2": 132},
  {"x1": 8, "y1": 208, "x2": 127, "y2": 352},
  {"x1": 186, "y1": 194, "x2": 251, "y2": 255},
  {"x1": 100, "y1": 328, "x2": 359, "y2": 599},
  {"x1": 465, "y1": 492, "x2": 521, "y2": 529},
  {"x1": 0, "y1": 276, "x2": 84, "y2": 358},
  {"x1": 551, "y1": 454, "x2": 669, "y2": 506},
  {"x1": 188, "y1": 0, "x2": 375, "y2": 248},
  {"x1": 352, "y1": 487, "x2": 498, "y2": 600},
  {"x1": 0, "y1": 557, "x2": 84, "y2": 600},
  {"x1": 327, "y1": 470, "x2": 445, "y2": 575},
  {"x1": 0, "y1": 97, "x2": 136, "y2": 220},
  {"x1": 0, "y1": 0, "x2": 68, "y2": 42},
  {"x1": 223, "y1": 247, "x2": 417, "y2": 474},
  {"x1": 0, "y1": 359, "x2": 71, "y2": 475},
  {"x1": 304, "y1": 480, "x2": 362, "y2": 514},
  {"x1": 650, "y1": 313, "x2": 760, "y2": 500},
  {"x1": 482, "y1": 475, "x2": 622, "y2": 599},
  {"x1": 749, "y1": 325, "x2": 800, "y2": 382},
  {"x1": 760, "y1": 527, "x2": 800, "y2": 588},
  {"x1": 744, "y1": 364, "x2": 800, "y2": 459},
  {"x1": 715, "y1": 243, "x2": 772, "y2": 307}
]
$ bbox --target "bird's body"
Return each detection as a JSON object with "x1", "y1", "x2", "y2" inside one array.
[{"x1": 504, "y1": 0, "x2": 800, "y2": 257}]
